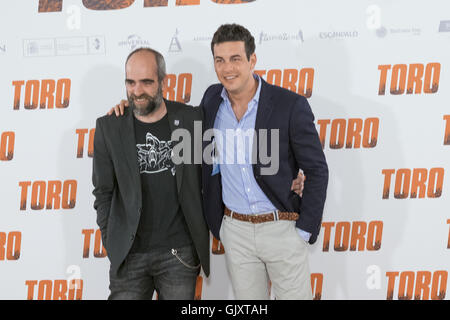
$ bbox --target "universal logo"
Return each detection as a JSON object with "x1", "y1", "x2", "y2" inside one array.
[
  {"x1": 118, "y1": 34, "x2": 151, "y2": 51},
  {"x1": 258, "y1": 30, "x2": 304, "y2": 45}
]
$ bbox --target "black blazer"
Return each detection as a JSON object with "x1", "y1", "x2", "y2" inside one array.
[
  {"x1": 92, "y1": 100, "x2": 210, "y2": 276},
  {"x1": 200, "y1": 79, "x2": 328, "y2": 244}
]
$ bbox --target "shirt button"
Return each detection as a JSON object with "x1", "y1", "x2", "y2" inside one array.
[{"x1": 247, "y1": 188, "x2": 251, "y2": 192}]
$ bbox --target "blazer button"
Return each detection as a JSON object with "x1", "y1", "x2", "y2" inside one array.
[{"x1": 130, "y1": 234, "x2": 135, "y2": 241}]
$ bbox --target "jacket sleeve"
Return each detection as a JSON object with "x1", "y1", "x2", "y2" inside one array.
[
  {"x1": 92, "y1": 118, "x2": 116, "y2": 247},
  {"x1": 288, "y1": 97, "x2": 329, "y2": 243}
]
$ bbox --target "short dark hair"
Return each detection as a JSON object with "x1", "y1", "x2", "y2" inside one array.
[
  {"x1": 211, "y1": 24, "x2": 255, "y2": 60},
  {"x1": 125, "y1": 47, "x2": 166, "y2": 83}
]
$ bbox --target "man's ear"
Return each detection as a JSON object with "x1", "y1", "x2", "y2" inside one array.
[
  {"x1": 160, "y1": 76, "x2": 167, "y2": 92},
  {"x1": 250, "y1": 53, "x2": 257, "y2": 70}
]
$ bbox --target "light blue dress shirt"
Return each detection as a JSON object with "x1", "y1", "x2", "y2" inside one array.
[{"x1": 213, "y1": 75, "x2": 311, "y2": 242}]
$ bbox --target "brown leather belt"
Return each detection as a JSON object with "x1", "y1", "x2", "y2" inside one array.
[{"x1": 224, "y1": 207, "x2": 299, "y2": 224}]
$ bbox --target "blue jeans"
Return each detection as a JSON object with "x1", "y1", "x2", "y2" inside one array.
[{"x1": 108, "y1": 245, "x2": 200, "y2": 300}]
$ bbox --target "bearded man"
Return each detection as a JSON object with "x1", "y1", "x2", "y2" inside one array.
[{"x1": 92, "y1": 48, "x2": 210, "y2": 300}]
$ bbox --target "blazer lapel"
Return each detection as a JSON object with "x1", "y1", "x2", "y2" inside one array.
[
  {"x1": 119, "y1": 109, "x2": 142, "y2": 203},
  {"x1": 253, "y1": 79, "x2": 275, "y2": 176},
  {"x1": 202, "y1": 92, "x2": 222, "y2": 178},
  {"x1": 166, "y1": 100, "x2": 184, "y2": 194},
  {"x1": 254, "y1": 79, "x2": 274, "y2": 132},
  {"x1": 204, "y1": 94, "x2": 223, "y2": 131}
]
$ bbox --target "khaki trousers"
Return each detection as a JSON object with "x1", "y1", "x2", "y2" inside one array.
[{"x1": 219, "y1": 214, "x2": 312, "y2": 300}]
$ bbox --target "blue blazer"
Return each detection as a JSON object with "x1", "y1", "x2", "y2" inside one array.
[{"x1": 200, "y1": 78, "x2": 328, "y2": 244}]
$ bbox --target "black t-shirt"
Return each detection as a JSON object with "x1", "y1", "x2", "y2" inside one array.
[{"x1": 130, "y1": 113, "x2": 192, "y2": 253}]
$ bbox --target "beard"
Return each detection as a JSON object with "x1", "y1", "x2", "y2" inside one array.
[{"x1": 128, "y1": 85, "x2": 163, "y2": 117}]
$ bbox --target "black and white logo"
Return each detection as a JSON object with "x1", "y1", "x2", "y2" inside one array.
[{"x1": 137, "y1": 132, "x2": 176, "y2": 175}]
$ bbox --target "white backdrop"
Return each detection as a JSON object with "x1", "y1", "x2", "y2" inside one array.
[{"x1": 0, "y1": 0, "x2": 449, "y2": 300}]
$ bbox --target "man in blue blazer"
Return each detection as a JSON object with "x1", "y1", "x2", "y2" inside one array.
[{"x1": 200, "y1": 24, "x2": 328, "y2": 300}]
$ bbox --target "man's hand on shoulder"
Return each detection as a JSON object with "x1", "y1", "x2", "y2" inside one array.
[{"x1": 107, "y1": 99, "x2": 129, "y2": 116}]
